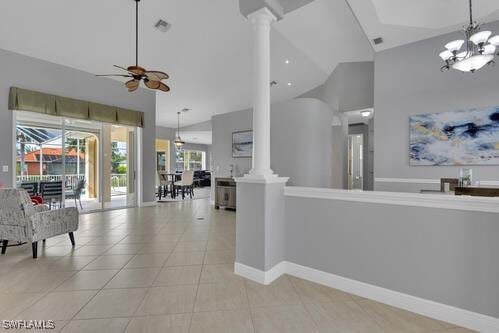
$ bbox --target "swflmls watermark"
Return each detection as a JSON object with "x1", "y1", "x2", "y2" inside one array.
[{"x1": 2, "y1": 320, "x2": 56, "y2": 330}]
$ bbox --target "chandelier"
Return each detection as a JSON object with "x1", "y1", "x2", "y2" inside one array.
[
  {"x1": 174, "y1": 111, "x2": 185, "y2": 149},
  {"x1": 439, "y1": 0, "x2": 499, "y2": 73}
]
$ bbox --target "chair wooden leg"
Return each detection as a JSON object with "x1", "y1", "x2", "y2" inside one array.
[
  {"x1": 68, "y1": 232, "x2": 75, "y2": 246},
  {"x1": 1, "y1": 240, "x2": 8, "y2": 255},
  {"x1": 32, "y1": 242, "x2": 38, "y2": 259}
]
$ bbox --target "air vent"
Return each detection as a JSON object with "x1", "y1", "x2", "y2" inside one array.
[
  {"x1": 155, "y1": 19, "x2": 171, "y2": 33},
  {"x1": 373, "y1": 37, "x2": 383, "y2": 45}
]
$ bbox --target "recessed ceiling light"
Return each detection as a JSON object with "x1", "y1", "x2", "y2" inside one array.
[
  {"x1": 285, "y1": 60, "x2": 290, "y2": 64},
  {"x1": 155, "y1": 19, "x2": 171, "y2": 33},
  {"x1": 361, "y1": 110, "x2": 373, "y2": 117},
  {"x1": 287, "y1": 82, "x2": 292, "y2": 86}
]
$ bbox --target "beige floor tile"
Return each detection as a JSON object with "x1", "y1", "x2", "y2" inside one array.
[
  {"x1": 137, "y1": 242, "x2": 176, "y2": 254},
  {"x1": 76, "y1": 288, "x2": 148, "y2": 319},
  {"x1": 56, "y1": 270, "x2": 118, "y2": 291},
  {"x1": 203, "y1": 250, "x2": 235, "y2": 265},
  {"x1": 199, "y1": 264, "x2": 244, "y2": 284},
  {"x1": 73, "y1": 245, "x2": 113, "y2": 256},
  {"x1": 105, "y1": 244, "x2": 145, "y2": 255},
  {"x1": 174, "y1": 241, "x2": 207, "y2": 252},
  {"x1": 125, "y1": 314, "x2": 191, "y2": 333},
  {"x1": 136, "y1": 285, "x2": 197, "y2": 316},
  {"x1": 306, "y1": 301, "x2": 385, "y2": 333},
  {"x1": 246, "y1": 276, "x2": 301, "y2": 308},
  {"x1": 194, "y1": 282, "x2": 248, "y2": 312},
  {"x1": 0, "y1": 292, "x2": 45, "y2": 319},
  {"x1": 83, "y1": 255, "x2": 134, "y2": 270},
  {"x1": 0, "y1": 270, "x2": 75, "y2": 293},
  {"x1": 104, "y1": 268, "x2": 160, "y2": 289},
  {"x1": 18, "y1": 290, "x2": 97, "y2": 321},
  {"x1": 250, "y1": 305, "x2": 319, "y2": 333},
  {"x1": 153, "y1": 265, "x2": 202, "y2": 286},
  {"x1": 289, "y1": 276, "x2": 354, "y2": 304},
  {"x1": 180, "y1": 232, "x2": 209, "y2": 242},
  {"x1": 48, "y1": 256, "x2": 98, "y2": 271},
  {"x1": 190, "y1": 309, "x2": 254, "y2": 333},
  {"x1": 357, "y1": 299, "x2": 452, "y2": 333},
  {"x1": 165, "y1": 251, "x2": 205, "y2": 266},
  {"x1": 124, "y1": 253, "x2": 170, "y2": 268},
  {"x1": 61, "y1": 318, "x2": 130, "y2": 333}
]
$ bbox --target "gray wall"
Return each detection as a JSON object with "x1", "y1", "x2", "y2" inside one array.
[
  {"x1": 156, "y1": 126, "x2": 211, "y2": 172},
  {"x1": 211, "y1": 98, "x2": 334, "y2": 187},
  {"x1": 301, "y1": 61, "x2": 375, "y2": 188},
  {"x1": 374, "y1": 21, "x2": 499, "y2": 191},
  {"x1": 0, "y1": 48, "x2": 157, "y2": 203},
  {"x1": 285, "y1": 196, "x2": 499, "y2": 318}
]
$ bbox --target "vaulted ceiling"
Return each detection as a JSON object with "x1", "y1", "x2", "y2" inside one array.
[
  {"x1": 0, "y1": 0, "x2": 373, "y2": 127},
  {"x1": 347, "y1": 0, "x2": 499, "y2": 51},
  {"x1": 1, "y1": 1, "x2": 495, "y2": 128}
]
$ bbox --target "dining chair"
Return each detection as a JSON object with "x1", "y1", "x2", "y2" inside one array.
[{"x1": 174, "y1": 170, "x2": 194, "y2": 199}]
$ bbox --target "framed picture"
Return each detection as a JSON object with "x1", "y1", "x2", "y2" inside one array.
[
  {"x1": 232, "y1": 130, "x2": 253, "y2": 158},
  {"x1": 409, "y1": 106, "x2": 499, "y2": 166}
]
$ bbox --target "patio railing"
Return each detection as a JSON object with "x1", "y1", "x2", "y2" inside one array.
[{"x1": 17, "y1": 174, "x2": 128, "y2": 194}]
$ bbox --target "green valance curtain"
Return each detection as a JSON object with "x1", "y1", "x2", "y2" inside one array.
[{"x1": 8, "y1": 87, "x2": 144, "y2": 128}]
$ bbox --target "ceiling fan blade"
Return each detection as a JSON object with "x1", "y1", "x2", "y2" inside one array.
[
  {"x1": 127, "y1": 65, "x2": 146, "y2": 76},
  {"x1": 96, "y1": 74, "x2": 133, "y2": 78},
  {"x1": 157, "y1": 82, "x2": 170, "y2": 92},
  {"x1": 144, "y1": 79, "x2": 160, "y2": 90},
  {"x1": 113, "y1": 65, "x2": 130, "y2": 72},
  {"x1": 145, "y1": 70, "x2": 169, "y2": 81},
  {"x1": 126, "y1": 79, "x2": 140, "y2": 92}
]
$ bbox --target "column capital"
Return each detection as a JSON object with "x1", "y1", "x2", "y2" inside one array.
[{"x1": 247, "y1": 7, "x2": 277, "y2": 24}]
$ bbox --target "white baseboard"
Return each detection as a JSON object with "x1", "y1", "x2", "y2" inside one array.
[
  {"x1": 235, "y1": 261, "x2": 499, "y2": 333},
  {"x1": 234, "y1": 262, "x2": 286, "y2": 285}
]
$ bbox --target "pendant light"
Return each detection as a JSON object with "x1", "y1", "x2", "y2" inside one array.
[{"x1": 174, "y1": 111, "x2": 185, "y2": 149}]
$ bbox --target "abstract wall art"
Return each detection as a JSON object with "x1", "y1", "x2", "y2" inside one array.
[
  {"x1": 410, "y1": 107, "x2": 499, "y2": 166},
  {"x1": 232, "y1": 130, "x2": 253, "y2": 158}
]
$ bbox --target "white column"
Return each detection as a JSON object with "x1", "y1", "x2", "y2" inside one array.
[{"x1": 247, "y1": 8, "x2": 277, "y2": 179}]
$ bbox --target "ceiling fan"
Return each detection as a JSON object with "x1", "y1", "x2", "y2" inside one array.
[{"x1": 96, "y1": 0, "x2": 170, "y2": 93}]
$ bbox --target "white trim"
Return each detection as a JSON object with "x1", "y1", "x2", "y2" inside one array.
[
  {"x1": 479, "y1": 180, "x2": 499, "y2": 186},
  {"x1": 235, "y1": 261, "x2": 499, "y2": 332},
  {"x1": 375, "y1": 177, "x2": 440, "y2": 184},
  {"x1": 376, "y1": 177, "x2": 499, "y2": 187},
  {"x1": 234, "y1": 262, "x2": 286, "y2": 285},
  {"x1": 234, "y1": 175, "x2": 289, "y2": 184},
  {"x1": 284, "y1": 186, "x2": 499, "y2": 213},
  {"x1": 284, "y1": 262, "x2": 499, "y2": 333}
]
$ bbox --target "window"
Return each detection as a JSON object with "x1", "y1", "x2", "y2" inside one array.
[{"x1": 176, "y1": 149, "x2": 206, "y2": 172}]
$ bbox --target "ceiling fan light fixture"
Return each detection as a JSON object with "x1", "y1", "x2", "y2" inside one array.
[{"x1": 97, "y1": 0, "x2": 170, "y2": 93}]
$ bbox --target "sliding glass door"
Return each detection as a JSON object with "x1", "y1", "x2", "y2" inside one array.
[
  {"x1": 15, "y1": 111, "x2": 137, "y2": 212},
  {"x1": 103, "y1": 124, "x2": 136, "y2": 210}
]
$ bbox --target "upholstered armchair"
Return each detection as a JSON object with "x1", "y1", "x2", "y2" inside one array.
[{"x1": 0, "y1": 189, "x2": 79, "y2": 258}]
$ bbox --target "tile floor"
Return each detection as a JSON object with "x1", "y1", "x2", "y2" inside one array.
[{"x1": 0, "y1": 199, "x2": 476, "y2": 332}]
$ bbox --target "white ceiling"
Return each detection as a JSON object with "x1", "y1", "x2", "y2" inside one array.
[
  {"x1": 0, "y1": 0, "x2": 373, "y2": 128},
  {"x1": 347, "y1": 0, "x2": 499, "y2": 51},
  {"x1": 181, "y1": 131, "x2": 212, "y2": 145}
]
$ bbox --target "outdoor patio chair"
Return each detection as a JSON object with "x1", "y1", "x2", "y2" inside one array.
[{"x1": 65, "y1": 179, "x2": 86, "y2": 210}]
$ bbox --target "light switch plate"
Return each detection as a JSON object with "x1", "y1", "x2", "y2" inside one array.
[{"x1": 2, "y1": 165, "x2": 8, "y2": 172}]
